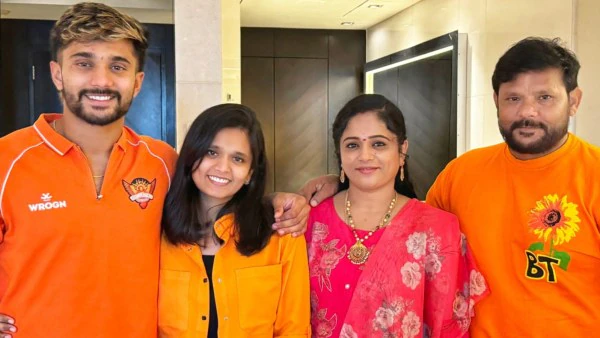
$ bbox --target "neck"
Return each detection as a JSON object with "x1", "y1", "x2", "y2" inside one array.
[
  {"x1": 57, "y1": 112, "x2": 123, "y2": 157},
  {"x1": 346, "y1": 184, "x2": 396, "y2": 210},
  {"x1": 509, "y1": 133, "x2": 569, "y2": 160},
  {"x1": 199, "y1": 195, "x2": 228, "y2": 224}
]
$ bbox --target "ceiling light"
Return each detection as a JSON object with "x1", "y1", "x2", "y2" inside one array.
[
  {"x1": 368, "y1": 4, "x2": 383, "y2": 9},
  {"x1": 341, "y1": 22, "x2": 354, "y2": 26}
]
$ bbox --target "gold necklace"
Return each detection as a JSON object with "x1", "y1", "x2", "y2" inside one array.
[{"x1": 344, "y1": 191, "x2": 397, "y2": 265}]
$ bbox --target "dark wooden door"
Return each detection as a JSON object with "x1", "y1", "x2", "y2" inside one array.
[
  {"x1": 395, "y1": 57, "x2": 453, "y2": 199},
  {"x1": 241, "y1": 57, "x2": 275, "y2": 193},
  {"x1": 0, "y1": 20, "x2": 176, "y2": 147},
  {"x1": 274, "y1": 58, "x2": 328, "y2": 193}
]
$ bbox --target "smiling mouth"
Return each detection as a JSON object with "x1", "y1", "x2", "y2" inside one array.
[
  {"x1": 208, "y1": 175, "x2": 231, "y2": 184},
  {"x1": 84, "y1": 94, "x2": 114, "y2": 101},
  {"x1": 356, "y1": 167, "x2": 378, "y2": 173}
]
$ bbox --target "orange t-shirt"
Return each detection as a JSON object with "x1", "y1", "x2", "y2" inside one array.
[
  {"x1": 0, "y1": 114, "x2": 177, "y2": 337},
  {"x1": 158, "y1": 214, "x2": 311, "y2": 338},
  {"x1": 426, "y1": 134, "x2": 600, "y2": 337}
]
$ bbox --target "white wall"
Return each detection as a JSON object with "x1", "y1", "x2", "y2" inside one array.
[
  {"x1": 575, "y1": 0, "x2": 600, "y2": 146},
  {"x1": 366, "y1": 0, "x2": 600, "y2": 149}
]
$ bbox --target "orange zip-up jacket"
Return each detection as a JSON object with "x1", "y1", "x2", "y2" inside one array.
[
  {"x1": 0, "y1": 114, "x2": 177, "y2": 337},
  {"x1": 158, "y1": 214, "x2": 311, "y2": 338}
]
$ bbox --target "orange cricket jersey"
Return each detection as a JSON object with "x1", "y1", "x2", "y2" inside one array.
[
  {"x1": 158, "y1": 214, "x2": 311, "y2": 338},
  {"x1": 0, "y1": 114, "x2": 177, "y2": 337},
  {"x1": 426, "y1": 134, "x2": 600, "y2": 337}
]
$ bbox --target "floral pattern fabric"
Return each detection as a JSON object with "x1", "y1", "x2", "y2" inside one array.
[{"x1": 306, "y1": 198, "x2": 488, "y2": 338}]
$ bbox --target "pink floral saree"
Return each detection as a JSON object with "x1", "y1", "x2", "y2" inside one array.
[{"x1": 307, "y1": 198, "x2": 488, "y2": 338}]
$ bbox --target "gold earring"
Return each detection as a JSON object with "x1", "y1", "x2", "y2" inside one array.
[
  {"x1": 340, "y1": 169, "x2": 345, "y2": 183},
  {"x1": 400, "y1": 166, "x2": 405, "y2": 182}
]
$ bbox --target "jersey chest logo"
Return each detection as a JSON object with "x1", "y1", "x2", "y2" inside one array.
[
  {"x1": 524, "y1": 194, "x2": 580, "y2": 283},
  {"x1": 122, "y1": 177, "x2": 157, "y2": 209}
]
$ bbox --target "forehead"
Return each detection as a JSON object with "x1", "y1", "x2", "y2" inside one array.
[
  {"x1": 343, "y1": 111, "x2": 391, "y2": 136},
  {"x1": 498, "y1": 68, "x2": 565, "y2": 94},
  {"x1": 212, "y1": 128, "x2": 251, "y2": 151},
  {"x1": 59, "y1": 39, "x2": 136, "y2": 61}
]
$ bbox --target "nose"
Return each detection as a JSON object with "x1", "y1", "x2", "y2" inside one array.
[
  {"x1": 89, "y1": 66, "x2": 115, "y2": 88},
  {"x1": 214, "y1": 155, "x2": 231, "y2": 172},
  {"x1": 358, "y1": 144, "x2": 374, "y2": 161},
  {"x1": 517, "y1": 97, "x2": 539, "y2": 118}
]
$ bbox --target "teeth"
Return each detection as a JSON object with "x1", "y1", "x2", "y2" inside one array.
[
  {"x1": 208, "y1": 175, "x2": 230, "y2": 184},
  {"x1": 87, "y1": 95, "x2": 112, "y2": 101}
]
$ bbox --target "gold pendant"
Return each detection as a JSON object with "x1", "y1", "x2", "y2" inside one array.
[{"x1": 348, "y1": 240, "x2": 370, "y2": 265}]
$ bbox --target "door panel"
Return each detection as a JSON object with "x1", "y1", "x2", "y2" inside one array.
[
  {"x1": 241, "y1": 57, "x2": 275, "y2": 193},
  {"x1": 396, "y1": 58, "x2": 452, "y2": 199},
  {"x1": 274, "y1": 58, "x2": 328, "y2": 193}
]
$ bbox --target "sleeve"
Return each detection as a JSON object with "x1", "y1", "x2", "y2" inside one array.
[
  {"x1": 425, "y1": 160, "x2": 454, "y2": 211},
  {"x1": 425, "y1": 216, "x2": 488, "y2": 338},
  {"x1": 274, "y1": 236, "x2": 312, "y2": 338}
]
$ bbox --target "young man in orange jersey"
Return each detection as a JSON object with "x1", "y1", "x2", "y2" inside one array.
[
  {"x1": 0, "y1": 3, "x2": 308, "y2": 337},
  {"x1": 303, "y1": 37, "x2": 599, "y2": 337}
]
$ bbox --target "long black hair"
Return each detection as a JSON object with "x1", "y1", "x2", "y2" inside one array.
[
  {"x1": 332, "y1": 94, "x2": 417, "y2": 198},
  {"x1": 162, "y1": 104, "x2": 273, "y2": 256}
]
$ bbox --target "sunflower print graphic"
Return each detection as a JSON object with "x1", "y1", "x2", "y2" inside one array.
[
  {"x1": 528, "y1": 194, "x2": 581, "y2": 246},
  {"x1": 527, "y1": 194, "x2": 581, "y2": 272}
]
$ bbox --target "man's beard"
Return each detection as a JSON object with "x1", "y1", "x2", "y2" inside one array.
[
  {"x1": 499, "y1": 114, "x2": 569, "y2": 155},
  {"x1": 61, "y1": 88, "x2": 133, "y2": 126}
]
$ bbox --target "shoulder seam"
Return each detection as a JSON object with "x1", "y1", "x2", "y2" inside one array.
[
  {"x1": 0, "y1": 142, "x2": 45, "y2": 220},
  {"x1": 127, "y1": 140, "x2": 172, "y2": 189}
]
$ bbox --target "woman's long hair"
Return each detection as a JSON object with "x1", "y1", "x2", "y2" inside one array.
[
  {"x1": 332, "y1": 94, "x2": 417, "y2": 198},
  {"x1": 162, "y1": 104, "x2": 273, "y2": 256}
]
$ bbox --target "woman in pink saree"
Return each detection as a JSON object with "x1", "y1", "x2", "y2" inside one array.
[{"x1": 306, "y1": 94, "x2": 488, "y2": 338}]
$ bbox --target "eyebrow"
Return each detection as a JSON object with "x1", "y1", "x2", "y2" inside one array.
[
  {"x1": 343, "y1": 135, "x2": 393, "y2": 142},
  {"x1": 69, "y1": 52, "x2": 131, "y2": 65}
]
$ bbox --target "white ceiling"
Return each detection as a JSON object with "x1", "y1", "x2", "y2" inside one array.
[
  {"x1": 241, "y1": 0, "x2": 421, "y2": 29},
  {"x1": 1, "y1": 0, "x2": 421, "y2": 29}
]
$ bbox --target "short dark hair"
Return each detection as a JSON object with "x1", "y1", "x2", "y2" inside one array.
[
  {"x1": 162, "y1": 104, "x2": 273, "y2": 256},
  {"x1": 332, "y1": 94, "x2": 417, "y2": 199},
  {"x1": 492, "y1": 37, "x2": 580, "y2": 94},
  {"x1": 50, "y1": 2, "x2": 149, "y2": 72}
]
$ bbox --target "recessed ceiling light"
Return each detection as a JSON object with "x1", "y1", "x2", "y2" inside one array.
[
  {"x1": 368, "y1": 4, "x2": 383, "y2": 9},
  {"x1": 341, "y1": 22, "x2": 354, "y2": 26}
]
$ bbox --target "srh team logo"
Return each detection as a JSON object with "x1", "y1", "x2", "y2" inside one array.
[{"x1": 122, "y1": 177, "x2": 156, "y2": 209}]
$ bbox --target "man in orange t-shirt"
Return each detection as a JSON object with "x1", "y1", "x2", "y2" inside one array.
[
  {"x1": 0, "y1": 3, "x2": 309, "y2": 337},
  {"x1": 427, "y1": 37, "x2": 600, "y2": 337}
]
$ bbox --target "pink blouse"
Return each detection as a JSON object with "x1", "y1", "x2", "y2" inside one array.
[{"x1": 306, "y1": 197, "x2": 488, "y2": 338}]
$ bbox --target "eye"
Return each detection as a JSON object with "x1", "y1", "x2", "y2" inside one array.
[
  {"x1": 76, "y1": 61, "x2": 92, "y2": 68},
  {"x1": 206, "y1": 149, "x2": 217, "y2": 157},
  {"x1": 539, "y1": 94, "x2": 552, "y2": 101},
  {"x1": 345, "y1": 142, "x2": 358, "y2": 149},
  {"x1": 373, "y1": 141, "x2": 386, "y2": 148},
  {"x1": 232, "y1": 156, "x2": 245, "y2": 163},
  {"x1": 111, "y1": 65, "x2": 126, "y2": 72},
  {"x1": 506, "y1": 96, "x2": 520, "y2": 102}
]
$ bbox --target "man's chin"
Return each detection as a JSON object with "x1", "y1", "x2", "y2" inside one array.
[{"x1": 75, "y1": 110, "x2": 126, "y2": 126}]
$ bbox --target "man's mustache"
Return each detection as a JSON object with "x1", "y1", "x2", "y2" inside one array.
[
  {"x1": 78, "y1": 89, "x2": 121, "y2": 101},
  {"x1": 510, "y1": 119, "x2": 548, "y2": 132}
]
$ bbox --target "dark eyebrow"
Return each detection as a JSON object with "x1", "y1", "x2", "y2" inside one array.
[
  {"x1": 70, "y1": 52, "x2": 93, "y2": 59},
  {"x1": 69, "y1": 52, "x2": 131, "y2": 65},
  {"x1": 112, "y1": 56, "x2": 131, "y2": 64},
  {"x1": 342, "y1": 135, "x2": 392, "y2": 142}
]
